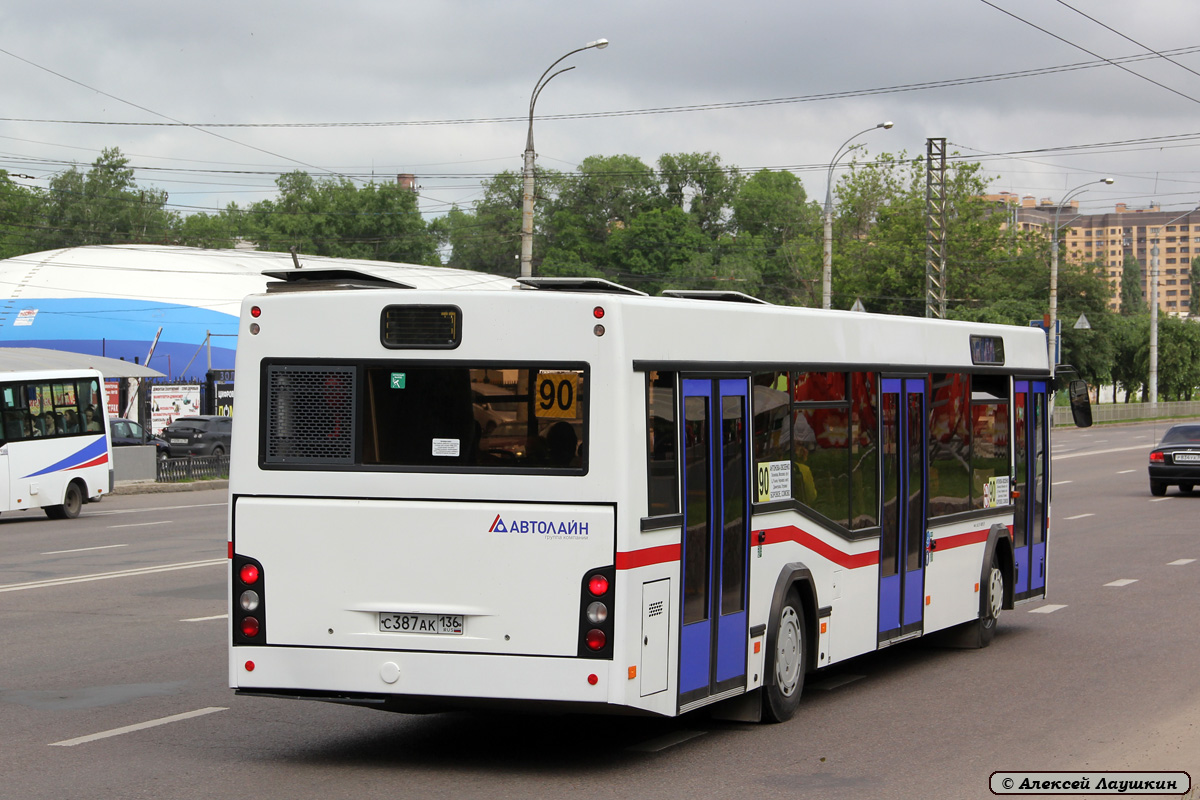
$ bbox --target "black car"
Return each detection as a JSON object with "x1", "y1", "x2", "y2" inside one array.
[
  {"x1": 110, "y1": 417, "x2": 170, "y2": 459},
  {"x1": 1148, "y1": 423, "x2": 1200, "y2": 496},
  {"x1": 162, "y1": 415, "x2": 233, "y2": 457}
]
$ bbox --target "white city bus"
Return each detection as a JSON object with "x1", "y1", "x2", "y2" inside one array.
[
  {"x1": 0, "y1": 369, "x2": 111, "y2": 519},
  {"x1": 228, "y1": 269, "x2": 1086, "y2": 722}
]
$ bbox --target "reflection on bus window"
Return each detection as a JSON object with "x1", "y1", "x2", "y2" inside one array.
[{"x1": 646, "y1": 371, "x2": 679, "y2": 516}]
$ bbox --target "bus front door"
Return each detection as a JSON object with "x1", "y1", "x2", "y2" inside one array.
[
  {"x1": 879, "y1": 378, "x2": 928, "y2": 642},
  {"x1": 1013, "y1": 381, "x2": 1049, "y2": 600},
  {"x1": 679, "y1": 377, "x2": 750, "y2": 710}
]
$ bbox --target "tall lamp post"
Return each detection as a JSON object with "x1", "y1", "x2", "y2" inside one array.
[
  {"x1": 520, "y1": 39, "x2": 609, "y2": 279},
  {"x1": 1147, "y1": 203, "x2": 1200, "y2": 410},
  {"x1": 1049, "y1": 177, "x2": 1113, "y2": 373},
  {"x1": 822, "y1": 121, "x2": 893, "y2": 310}
]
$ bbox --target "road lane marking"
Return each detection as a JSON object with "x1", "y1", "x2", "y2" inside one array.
[
  {"x1": 0, "y1": 559, "x2": 225, "y2": 593},
  {"x1": 107, "y1": 521, "x2": 172, "y2": 529},
  {"x1": 1029, "y1": 604, "x2": 1067, "y2": 614},
  {"x1": 1064, "y1": 513, "x2": 1094, "y2": 520},
  {"x1": 1054, "y1": 445, "x2": 1149, "y2": 460},
  {"x1": 1168, "y1": 559, "x2": 1196, "y2": 566},
  {"x1": 181, "y1": 614, "x2": 227, "y2": 622},
  {"x1": 1053, "y1": 480, "x2": 1073, "y2": 486},
  {"x1": 1117, "y1": 469, "x2": 1136, "y2": 474},
  {"x1": 1151, "y1": 497, "x2": 1172, "y2": 503},
  {"x1": 90, "y1": 503, "x2": 226, "y2": 516},
  {"x1": 1105, "y1": 578, "x2": 1138, "y2": 587},
  {"x1": 49, "y1": 707, "x2": 227, "y2": 747},
  {"x1": 41, "y1": 544, "x2": 128, "y2": 555}
]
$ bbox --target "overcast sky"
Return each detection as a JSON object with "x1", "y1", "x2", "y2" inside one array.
[{"x1": 4, "y1": 0, "x2": 1200, "y2": 224}]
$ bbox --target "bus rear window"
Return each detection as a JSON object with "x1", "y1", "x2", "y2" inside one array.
[{"x1": 362, "y1": 366, "x2": 586, "y2": 470}]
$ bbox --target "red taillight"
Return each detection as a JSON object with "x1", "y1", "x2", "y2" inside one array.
[
  {"x1": 239, "y1": 564, "x2": 260, "y2": 585},
  {"x1": 593, "y1": 306, "x2": 605, "y2": 319},
  {"x1": 585, "y1": 629, "x2": 606, "y2": 651},
  {"x1": 250, "y1": 305, "x2": 262, "y2": 318},
  {"x1": 1151, "y1": 451, "x2": 1165, "y2": 463},
  {"x1": 241, "y1": 617, "x2": 260, "y2": 637},
  {"x1": 588, "y1": 574, "x2": 609, "y2": 596}
]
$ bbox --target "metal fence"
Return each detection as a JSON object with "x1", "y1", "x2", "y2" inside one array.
[
  {"x1": 156, "y1": 454, "x2": 230, "y2": 482},
  {"x1": 1053, "y1": 400, "x2": 1200, "y2": 427}
]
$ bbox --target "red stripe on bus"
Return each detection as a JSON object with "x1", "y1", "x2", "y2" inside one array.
[
  {"x1": 615, "y1": 544, "x2": 681, "y2": 570},
  {"x1": 69, "y1": 454, "x2": 109, "y2": 470},
  {"x1": 933, "y1": 528, "x2": 988, "y2": 551},
  {"x1": 760, "y1": 525, "x2": 878, "y2": 569}
]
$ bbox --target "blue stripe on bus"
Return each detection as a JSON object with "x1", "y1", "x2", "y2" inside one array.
[{"x1": 22, "y1": 437, "x2": 110, "y2": 478}]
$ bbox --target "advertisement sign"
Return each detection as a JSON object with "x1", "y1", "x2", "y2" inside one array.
[{"x1": 150, "y1": 384, "x2": 201, "y2": 435}]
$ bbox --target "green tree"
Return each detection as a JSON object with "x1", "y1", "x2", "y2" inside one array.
[
  {"x1": 1109, "y1": 314, "x2": 1147, "y2": 402},
  {"x1": 1155, "y1": 315, "x2": 1200, "y2": 400},
  {"x1": 176, "y1": 203, "x2": 245, "y2": 249},
  {"x1": 1119, "y1": 256, "x2": 1145, "y2": 315},
  {"x1": 0, "y1": 170, "x2": 44, "y2": 258},
  {"x1": 729, "y1": 169, "x2": 822, "y2": 305},
  {"x1": 41, "y1": 147, "x2": 176, "y2": 248},
  {"x1": 248, "y1": 172, "x2": 439, "y2": 264},
  {"x1": 439, "y1": 171, "x2": 524, "y2": 276}
]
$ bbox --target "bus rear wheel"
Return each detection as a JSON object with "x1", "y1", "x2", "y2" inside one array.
[
  {"x1": 45, "y1": 482, "x2": 83, "y2": 520},
  {"x1": 978, "y1": 556, "x2": 1004, "y2": 647},
  {"x1": 762, "y1": 589, "x2": 806, "y2": 723}
]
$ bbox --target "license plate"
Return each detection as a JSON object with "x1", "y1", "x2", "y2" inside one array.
[
  {"x1": 378, "y1": 613, "x2": 463, "y2": 635},
  {"x1": 1174, "y1": 452, "x2": 1200, "y2": 463},
  {"x1": 170, "y1": 438, "x2": 187, "y2": 444}
]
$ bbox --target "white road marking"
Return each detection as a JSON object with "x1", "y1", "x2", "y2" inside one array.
[
  {"x1": 1029, "y1": 604, "x2": 1067, "y2": 614},
  {"x1": 41, "y1": 544, "x2": 128, "y2": 555},
  {"x1": 0, "y1": 559, "x2": 225, "y2": 593},
  {"x1": 1117, "y1": 469, "x2": 1136, "y2": 474},
  {"x1": 1052, "y1": 480, "x2": 1073, "y2": 486},
  {"x1": 181, "y1": 614, "x2": 227, "y2": 622},
  {"x1": 49, "y1": 707, "x2": 227, "y2": 747},
  {"x1": 1054, "y1": 445, "x2": 1149, "y2": 460},
  {"x1": 1151, "y1": 497, "x2": 1172, "y2": 503},
  {"x1": 1064, "y1": 513, "x2": 1094, "y2": 520},
  {"x1": 107, "y1": 521, "x2": 172, "y2": 529},
  {"x1": 1105, "y1": 578, "x2": 1138, "y2": 587},
  {"x1": 1168, "y1": 559, "x2": 1196, "y2": 566},
  {"x1": 89, "y1": 502, "x2": 226, "y2": 516}
]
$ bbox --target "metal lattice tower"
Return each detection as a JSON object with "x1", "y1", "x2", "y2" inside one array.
[{"x1": 925, "y1": 137, "x2": 948, "y2": 318}]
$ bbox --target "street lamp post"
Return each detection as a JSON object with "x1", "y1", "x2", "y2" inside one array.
[
  {"x1": 822, "y1": 121, "x2": 893, "y2": 310},
  {"x1": 520, "y1": 39, "x2": 609, "y2": 279},
  {"x1": 1049, "y1": 178, "x2": 1113, "y2": 373},
  {"x1": 1147, "y1": 204, "x2": 1200, "y2": 410}
]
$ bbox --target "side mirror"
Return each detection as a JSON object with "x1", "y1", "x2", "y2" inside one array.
[{"x1": 1068, "y1": 379, "x2": 1092, "y2": 428}]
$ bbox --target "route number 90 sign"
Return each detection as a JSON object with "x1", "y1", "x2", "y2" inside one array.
[{"x1": 536, "y1": 372, "x2": 579, "y2": 419}]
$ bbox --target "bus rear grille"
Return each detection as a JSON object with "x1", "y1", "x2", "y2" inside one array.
[{"x1": 264, "y1": 365, "x2": 356, "y2": 464}]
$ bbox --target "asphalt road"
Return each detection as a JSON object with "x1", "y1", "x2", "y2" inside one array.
[{"x1": 2, "y1": 421, "x2": 1198, "y2": 800}]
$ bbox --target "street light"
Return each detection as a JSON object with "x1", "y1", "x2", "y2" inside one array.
[
  {"x1": 822, "y1": 121, "x2": 893, "y2": 309},
  {"x1": 1147, "y1": 203, "x2": 1200, "y2": 410},
  {"x1": 1049, "y1": 177, "x2": 1113, "y2": 372},
  {"x1": 520, "y1": 39, "x2": 609, "y2": 279}
]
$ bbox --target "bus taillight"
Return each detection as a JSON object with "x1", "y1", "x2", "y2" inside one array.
[
  {"x1": 579, "y1": 567, "x2": 615, "y2": 658},
  {"x1": 233, "y1": 555, "x2": 266, "y2": 644}
]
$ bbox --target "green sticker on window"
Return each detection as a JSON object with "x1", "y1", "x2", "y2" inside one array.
[{"x1": 391, "y1": 373, "x2": 406, "y2": 389}]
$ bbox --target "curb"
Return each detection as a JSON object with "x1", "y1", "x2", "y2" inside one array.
[{"x1": 111, "y1": 479, "x2": 229, "y2": 496}]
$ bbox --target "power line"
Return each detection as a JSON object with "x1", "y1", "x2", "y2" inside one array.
[
  {"x1": 977, "y1": 0, "x2": 1200, "y2": 106},
  {"x1": 1053, "y1": 0, "x2": 1200, "y2": 82},
  {"x1": 4, "y1": 45, "x2": 1200, "y2": 130}
]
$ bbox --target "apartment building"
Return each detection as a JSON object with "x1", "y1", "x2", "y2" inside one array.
[{"x1": 988, "y1": 193, "x2": 1195, "y2": 317}]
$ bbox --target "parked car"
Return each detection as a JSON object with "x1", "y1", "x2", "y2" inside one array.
[
  {"x1": 109, "y1": 417, "x2": 170, "y2": 459},
  {"x1": 162, "y1": 415, "x2": 233, "y2": 457},
  {"x1": 1148, "y1": 423, "x2": 1200, "y2": 496}
]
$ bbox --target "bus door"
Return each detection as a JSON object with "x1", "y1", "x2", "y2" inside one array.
[
  {"x1": 879, "y1": 378, "x2": 927, "y2": 642},
  {"x1": 678, "y1": 377, "x2": 750, "y2": 708},
  {"x1": 1013, "y1": 381, "x2": 1049, "y2": 600}
]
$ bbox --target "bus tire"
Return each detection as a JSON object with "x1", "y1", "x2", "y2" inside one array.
[
  {"x1": 762, "y1": 588, "x2": 806, "y2": 723},
  {"x1": 977, "y1": 555, "x2": 1004, "y2": 647},
  {"x1": 45, "y1": 481, "x2": 84, "y2": 520}
]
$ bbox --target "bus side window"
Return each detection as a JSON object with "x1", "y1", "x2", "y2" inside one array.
[{"x1": 646, "y1": 371, "x2": 678, "y2": 517}]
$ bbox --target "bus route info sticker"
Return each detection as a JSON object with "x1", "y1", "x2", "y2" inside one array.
[{"x1": 757, "y1": 460, "x2": 792, "y2": 503}]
